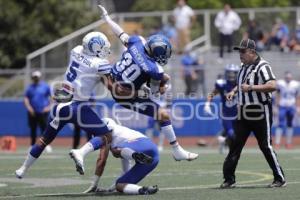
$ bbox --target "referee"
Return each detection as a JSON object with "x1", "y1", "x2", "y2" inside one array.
[{"x1": 220, "y1": 39, "x2": 286, "y2": 188}]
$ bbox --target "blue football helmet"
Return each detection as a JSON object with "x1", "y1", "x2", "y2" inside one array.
[
  {"x1": 225, "y1": 64, "x2": 240, "y2": 82},
  {"x1": 145, "y1": 34, "x2": 172, "y2": 66}
]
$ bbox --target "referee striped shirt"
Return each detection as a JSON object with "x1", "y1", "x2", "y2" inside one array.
[{"x1": 237, "y1": 56, "x2": 276, "y2": 105}]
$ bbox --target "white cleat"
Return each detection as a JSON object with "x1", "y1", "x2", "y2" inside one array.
[
  {"x1": 45, "y1": 145, "x2": 53, "y2": 153},
  {"x1": 172, "y1": 145, "x2": 198, "y2": 161},
  {"x1": 158, "y1": 146, "x2": 164, "y2": 152},
  {"x1": 69, "y1": 149, "x2": 85, "y2": 175},
  {"x1": 83, "y1": 185, "x2": 98, "y2": 194},
  {"x1": 15, "y1": 167, "x2": 26, "y2": 179}
]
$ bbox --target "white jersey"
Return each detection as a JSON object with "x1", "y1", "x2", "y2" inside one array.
[
  {"x1": 103, "y1": 118, "x2": 146, "y2": 148},
  {"x1": 277, "y1": 79, "x2": 299, "y2": 107},
  {"x1": 64, "y1": 45, "x2": 112, "y2": 101}
]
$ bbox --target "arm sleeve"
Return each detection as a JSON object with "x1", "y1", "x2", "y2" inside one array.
[
  {"x1": 25, "y1": 88, "x2": 30, "y2": 98},
  {"x1": 188, "y1": 7, "x2": 195, "y2": 17},
  {"x1": 97, "y1": 59, "x2": 113, "y2": 75},
  {"x1": 259, "y1": 65, "x2": 276, "y2": 83},
  {"x1": 214, "y1": 13, "x2": 222, "y2": 28},
  {"x1": 215, "y1": 82, "x2": 221, "y2": 92},
  {"x1": 148, "y1": 62, "x2": 164, "y2": 81},
  {"x1": 104, "y1": 15, "x2": 129, "y2": 45}
]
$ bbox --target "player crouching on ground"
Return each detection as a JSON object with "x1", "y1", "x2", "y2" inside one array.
[{"x1": 84, "y1": 118, "x2": 159, "y2": 195}]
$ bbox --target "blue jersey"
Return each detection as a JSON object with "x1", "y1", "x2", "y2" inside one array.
[
  {"x1": 25, "y1": 81, "x2": 51, "y2": 113},
  {"x1": 215, "y1": 79, "x2": 237, "y2": 117},
  {"x1": 112, "y1": 36, "x2": 164, "y2": 90}
]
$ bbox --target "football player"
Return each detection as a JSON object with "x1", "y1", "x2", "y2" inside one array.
[
  {"x1": 274, "y1": 71, "x2": 300, "y2": 149},
  {"x1": 204, "y1": 64, "x2": 239, "y2": 153},
  {"x1": 84, "y1": 118, "x2": 159, "y2": 195},
  {"x1": 15, "y1": 32, "x2": 123, "y2": 178},
  {"x1": 75, "y1": 5, "x2": 198, "y2": 163}
]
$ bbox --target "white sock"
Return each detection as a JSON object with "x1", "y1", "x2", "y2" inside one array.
[
  {"x1": 275, "y1": 128, "x2": 283, "y2": 145},
  {"x1": 121, "y1": 159, "x2": 132, "y2": 174},
  {"x1": 145, "y1": 129, "x2": 154, "y2": 139},
  {"x1": 21, "y1": 153, "x2": 37, "y2": 170},
  {"x1": 120, "y1": 148, "x2": 135, "y2": 160},
  {"x1": 158, "y1": 133, "x2": 165, "y2": 148},
  {"x1": 286, "y1": 127, "x2": 293, "y2": 145},
  {"x1": 161, "y1": 124, "x2": 177, "y2": 144},
  {"x1": 123, "y1": 184, "x2": 142, "y2": 194},
  {"x1": 78, "y1": 142, "x2": 94, "y2": 158},
  {"x1": 91, "y1": 175, "x2": 100, "y2": 187}
]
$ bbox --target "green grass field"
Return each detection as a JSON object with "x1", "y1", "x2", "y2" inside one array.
[{"x1": 1, "y1": 147, "x2": 299, "y2": 200}]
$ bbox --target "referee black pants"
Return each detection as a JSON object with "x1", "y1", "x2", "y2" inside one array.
[{"x1": 223, "y1": 104, "x2": 285, "y2": 182}]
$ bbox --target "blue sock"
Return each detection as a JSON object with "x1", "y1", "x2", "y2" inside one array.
[
  {"x1": 88, "y1": 137, "x2": 104, "y2": 150},
  {"x1": 30, "y1": 144, "x2": 45, "y2": 158}
]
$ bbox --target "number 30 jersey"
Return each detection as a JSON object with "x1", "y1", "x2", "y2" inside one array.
[
  {"x1": 112, "y1": 36, "x2": 164, "y2": 90},
  {"x1": 64, "y1": 45, "x2": 112, "y2": 101}
]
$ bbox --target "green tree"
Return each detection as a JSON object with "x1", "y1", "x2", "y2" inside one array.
[{"x1": 0, "y1": 0, "x2": 98, "y2": 69}]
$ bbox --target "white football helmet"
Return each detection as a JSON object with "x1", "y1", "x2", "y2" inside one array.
[{"x1": 82, "y1": 32, "x2": 111, "y2": 58}]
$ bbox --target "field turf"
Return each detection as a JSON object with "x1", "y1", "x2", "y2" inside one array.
[{"x1": 0, "y1": 147, "x2": 299, "y2": 200}]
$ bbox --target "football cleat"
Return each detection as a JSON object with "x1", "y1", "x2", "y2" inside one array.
[
  {"x1": 132, "y1": 152, "x2": 153, "y2": 165},
  {"x1": 69, "y1": 149, "x2": 85, "y2": 175},
  {"x1": 172, "y1": 145, "x2": 198, "y2": 161},
  {"x1": 268, "y1": 180, "x2": 287, "y2": 188},
  {"x1": 138, "y1": 185, "x2": 159, "y2": 195},
  {"x1": 45, "y1": 145, "x2": 53, "y2": 153},
  {"x1": 220, "y1": 180, "x2": 236, "y2": 189},
  {"x1": 83, "y1": 185, "x2": 98, "y2": 193},
  {"x1": 15, "y1": 167, "x2": 26, "y2": 179}
]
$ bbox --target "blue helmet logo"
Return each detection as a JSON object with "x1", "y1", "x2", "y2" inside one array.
[
  {"x1": 145, "y1": 34, "x2": 172, "y2": 66},
  {"x1": 88, "y1": 37, "x2": 105, "y2": 54}
]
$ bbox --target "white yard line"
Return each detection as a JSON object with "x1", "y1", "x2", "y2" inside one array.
[{"x1": 1, "y1": 181, "x2": 300, "y2": 199}]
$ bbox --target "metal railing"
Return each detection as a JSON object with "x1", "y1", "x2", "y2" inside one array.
[{"x1": 1, "y1": 7, "x2": 300, "y2": 98}]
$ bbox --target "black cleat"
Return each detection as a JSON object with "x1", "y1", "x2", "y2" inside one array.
[
  {"x1": 220, "y1": 180, "x2": 236, "y2": 189},
  {"x1": 132, "y1": 152, "x2": 153, "y2": 164},
  {"x1": 268, "y1": 180, "x2": 287, "y2": 188},
  {"x1": 138, "y1": 185, "x2": 158, "y2": 195}
]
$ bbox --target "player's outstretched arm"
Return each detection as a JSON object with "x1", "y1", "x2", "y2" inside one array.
[
  {"x1": 98, "y1": 5, "x2": 129, "y2": 46},
  {"x1": 83, "y1": 136, "x2": 110, "y2": 193}
]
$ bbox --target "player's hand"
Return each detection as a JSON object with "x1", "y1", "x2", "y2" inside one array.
[
  {"x1": 226, "y1": 91, "x2": 235, "y2": 101},
  {"x1": 204, "y1": 102, "x2": 213, "y2": 115},
  {"x1": 107, "y1": 183, "x2": 116, "y2": 192},
  {"x1": 83, "y1": 185, "x2": 98, "y2": 193},
  {"x1": 241, "y1": 84, "x2": 251, "y2": 92},
  {"x1": 159, "y1": 85, "x2": 168, "y2": 94},
  {"x1": 97, "y1": 5, "x2": 108, "y2": 18},
  {"x1": 42, "y1": 106, "x2": 51, "y2": 113}
]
